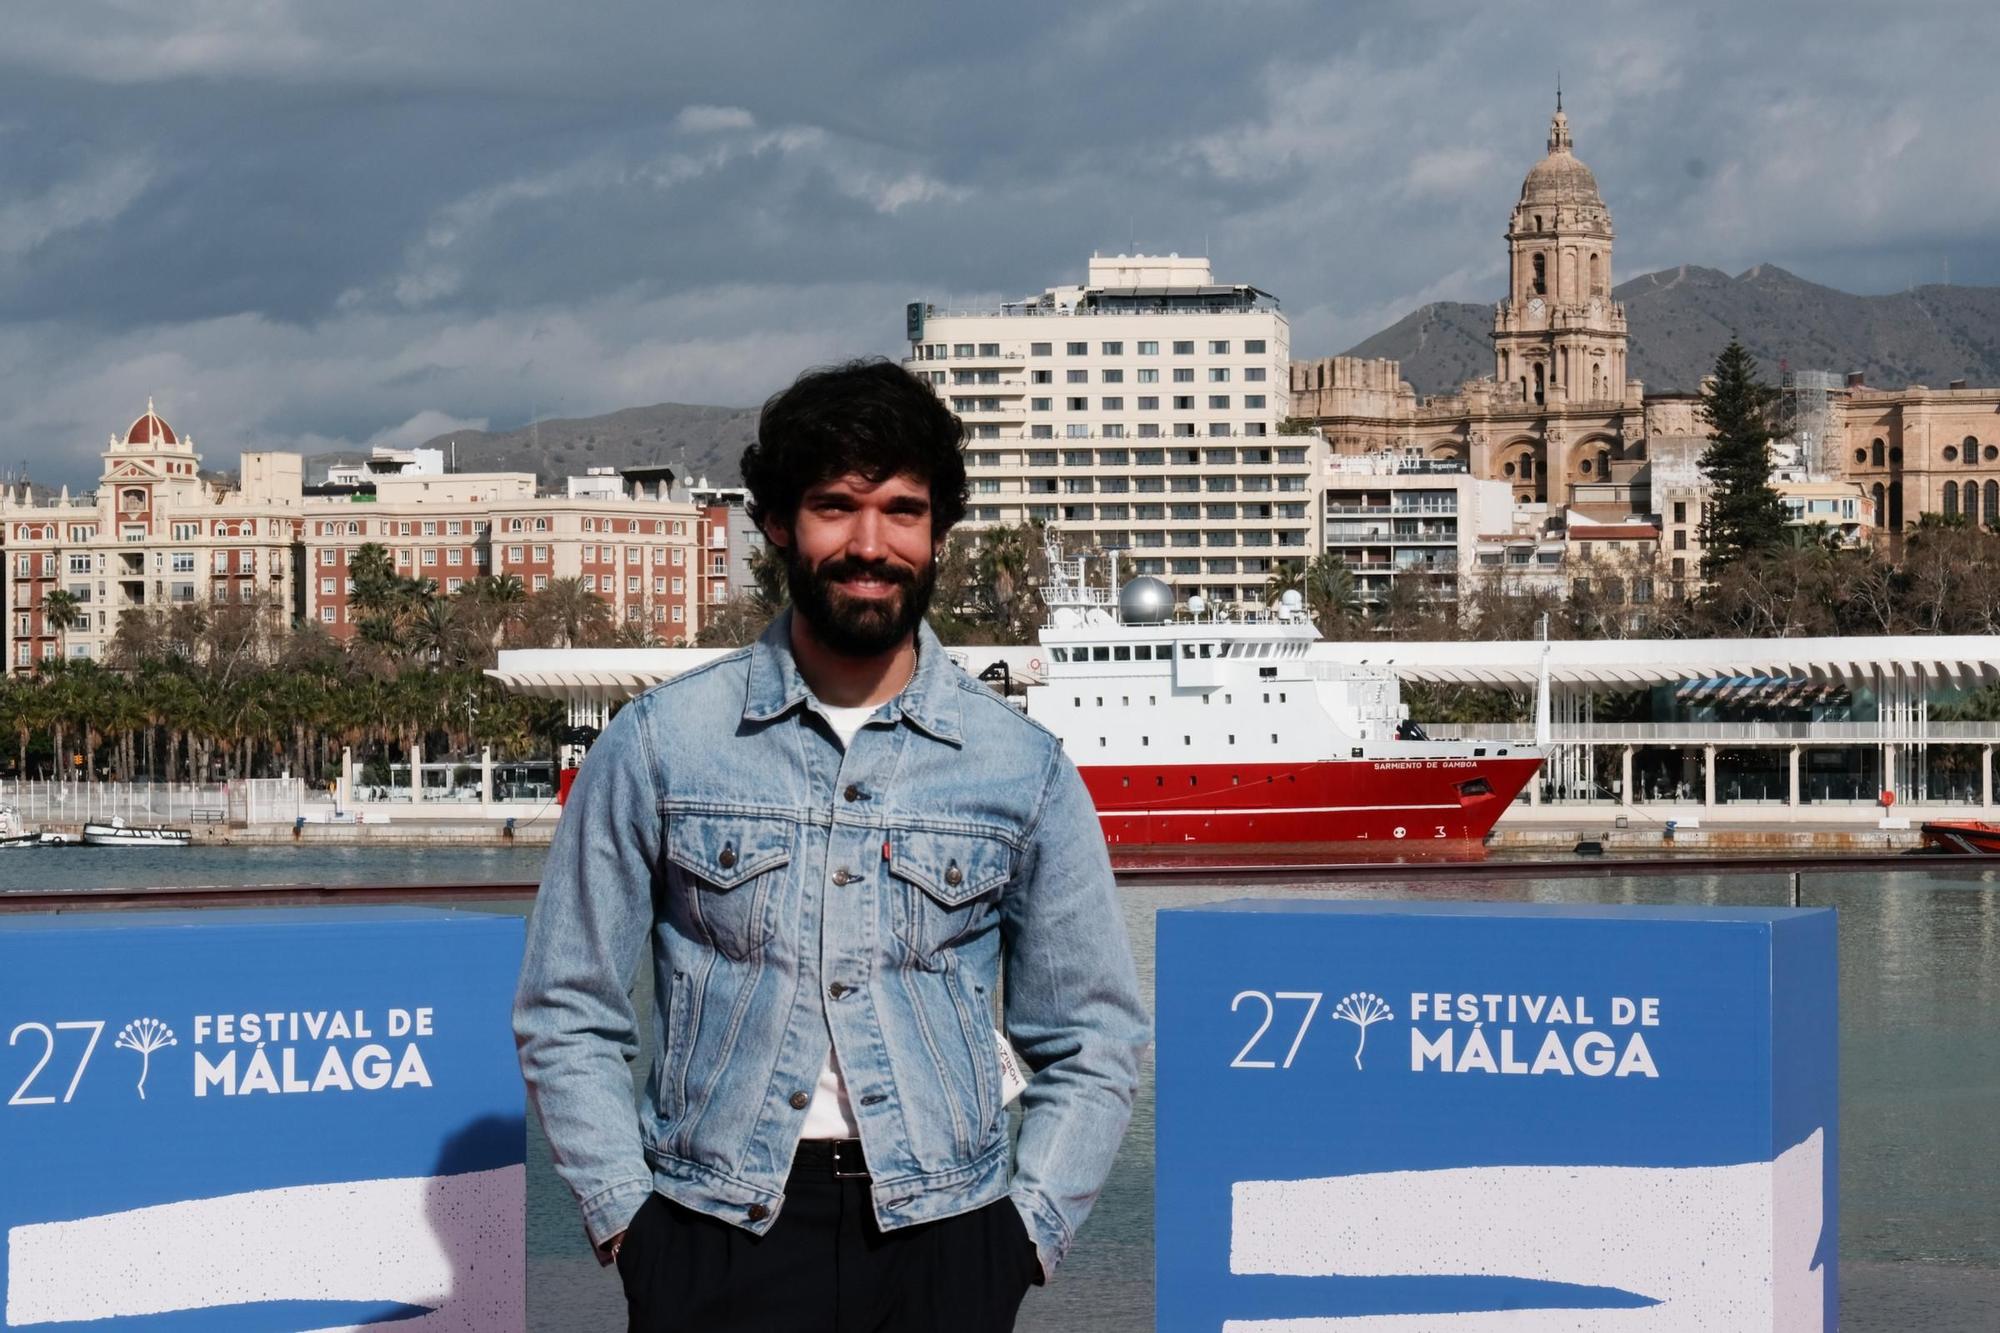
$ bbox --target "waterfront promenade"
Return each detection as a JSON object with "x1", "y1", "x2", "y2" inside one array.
[{"x1": 4, "y1": 847, "x2": 1998, "y2": 1328}]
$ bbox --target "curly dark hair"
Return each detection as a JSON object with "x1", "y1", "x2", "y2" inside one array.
[{"x1": 741, "y1": 358, "x2": 967, "y2": 537}]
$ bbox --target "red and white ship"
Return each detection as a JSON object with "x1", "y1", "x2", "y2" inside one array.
[{"x1": 1021, "y1": 539, "x2": 1543, "y2": 854}]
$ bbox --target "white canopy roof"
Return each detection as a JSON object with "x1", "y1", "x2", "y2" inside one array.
[{"x1": 487, "y1": 636, "x2": 2000, "y2": 701}]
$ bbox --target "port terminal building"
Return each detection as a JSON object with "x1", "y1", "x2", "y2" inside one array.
[{"x1": 490, "y1": 635, "x2": 2000, "y2": 827}]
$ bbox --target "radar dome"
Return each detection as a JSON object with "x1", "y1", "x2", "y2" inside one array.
[
  {"x1": 1119, "y1": 576, "x2": 1174, "y2": 624},
  {"x1": 1186, "y1": 593, "x2": 1207, "y2": 617}
]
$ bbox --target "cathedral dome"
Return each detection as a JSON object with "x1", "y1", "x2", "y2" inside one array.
[{"x1": 1519, "y1": 109, "x2": 1601, "y2": 205}]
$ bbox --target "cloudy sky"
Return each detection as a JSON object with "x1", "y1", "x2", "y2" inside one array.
[{"x1": 6, "y1": 0, "x2": 1998, "y2": 487}]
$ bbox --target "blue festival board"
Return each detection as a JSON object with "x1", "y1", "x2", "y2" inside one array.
[
  {"x1": 1156, "y1": 901, "x2": 1837, "y2": 1332},
  {"x1": 0, "y1": 907, "x2": 525, "y2": 1331}
]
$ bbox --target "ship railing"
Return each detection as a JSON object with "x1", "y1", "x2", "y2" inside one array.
[{"x1": 1440, "y1": 721, "x2": 2000, "y2": 742}]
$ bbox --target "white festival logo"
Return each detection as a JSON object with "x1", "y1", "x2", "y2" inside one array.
[
  {"x1": 115, "y1": 1018, "x2": 177, "y2": 1099},
  {"x1": 1331, "y1": 992, "x2": 1393, "y2": 1070}
]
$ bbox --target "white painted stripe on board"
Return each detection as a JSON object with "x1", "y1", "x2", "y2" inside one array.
[
  {"x1": 6, "y1": 1166, "x2": 525, "y2": 1330},
  {"x1": 1223, "y1": 1130, "x2": 1824, "y2": 1330}
]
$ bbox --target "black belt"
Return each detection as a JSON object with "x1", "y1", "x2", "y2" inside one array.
[{"x1": 793, "y1": 1137, "x2": 870, "y2": 1179}]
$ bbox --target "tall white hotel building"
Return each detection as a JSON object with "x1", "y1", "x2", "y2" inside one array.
[{"x1": 905, "y1": 254, "x2": 1313, "y2": 606}]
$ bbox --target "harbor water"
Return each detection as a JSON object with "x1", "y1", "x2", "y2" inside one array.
[{"x1": 5, "y1": 847, "x2": 1998, "y2": 1330}]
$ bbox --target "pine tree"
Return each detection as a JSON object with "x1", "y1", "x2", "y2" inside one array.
[{"x1": 1696, "y1": 340, "x2": 1789, "y2": 579}]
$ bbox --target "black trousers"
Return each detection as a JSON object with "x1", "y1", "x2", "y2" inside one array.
[{"x1": 618, "y1": 1158, "x2": 1039, "y2": 1332}]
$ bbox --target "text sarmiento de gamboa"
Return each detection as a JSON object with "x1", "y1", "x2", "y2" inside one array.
[
  {"x1": 190, "y1": 1008, "x2": 436, "y2": 1096},
  {"x1": 1407, "y1": 991, "x2": 1661, "y2": 1078}
]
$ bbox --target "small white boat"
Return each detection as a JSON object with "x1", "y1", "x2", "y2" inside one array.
[
  {"x1": 81, "y1": 818, "x2": 192, "y2": 848},
  {"x1": 0, "y1": 805, "x2": 36, "y2": 848}
]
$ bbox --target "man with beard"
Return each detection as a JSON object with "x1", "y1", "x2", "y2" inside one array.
[{"x1": 515, "y1": 359, "x2": 1148, "y2": 1332}]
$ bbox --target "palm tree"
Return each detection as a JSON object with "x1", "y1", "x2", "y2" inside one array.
[
  {"x1": 1263, "y1": 559, "x2": 1305, "y2": 604},
  {"x1": 524, "y1": 578, "x2": 611, "y2": 648},
  {"x1": 42, "y1": 590, "x2": 81, "y2": 663},
  {"x1": 1301, "y1": 553, "x2": 1365, "y2": 636}
]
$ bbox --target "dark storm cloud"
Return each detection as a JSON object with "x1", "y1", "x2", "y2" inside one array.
[{"x1": 2, "y1": 0, "x2": 1997, "y2": 485}]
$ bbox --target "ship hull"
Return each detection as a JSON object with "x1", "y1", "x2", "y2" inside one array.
[{"x1": 1077, "y1": 755, "x2": 1541, "y2": 850}]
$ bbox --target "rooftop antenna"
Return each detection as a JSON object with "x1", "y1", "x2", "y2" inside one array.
[{"x1": 1556, "y1": 71, "x2": 1562, "y2": 113}]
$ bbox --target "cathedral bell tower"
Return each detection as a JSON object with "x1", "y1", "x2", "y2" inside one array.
[{"x1": 1492, "y1": 98, "x2": 1629, "y2": 409}]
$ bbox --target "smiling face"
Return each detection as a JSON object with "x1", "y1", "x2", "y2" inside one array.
[{"x1": 768, "y1": 470, "x2": 940, "y2": 658}]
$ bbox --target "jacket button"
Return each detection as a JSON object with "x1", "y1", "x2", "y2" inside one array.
[
  {"x1": 747, "y1": 1203, "x2": 769, "y2": 1222},
  {"x1": 843, "y1": 784, "x2": 861, "y2": 802},
  {"x1": 789, "y1": 1091, "x2": 810, "y2": 1110},
  {"x1": 944, "y1": 862, "x2": 963, "y2": 887},
  {"x1": 718, "y1": 846, "x2": 737, "y2": 870},
  {"x1": 831, "y1": 868, "x2": 854, "y2": 886}
]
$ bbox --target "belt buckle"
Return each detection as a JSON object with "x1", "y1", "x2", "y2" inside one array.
[{"x1": 831, "y1": 1140, "x2": 869, "y2": 1180}]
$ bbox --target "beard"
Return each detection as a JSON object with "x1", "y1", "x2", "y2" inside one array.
[{"x1": 785, "y1": 547, "x2": 937, "y2": 657}]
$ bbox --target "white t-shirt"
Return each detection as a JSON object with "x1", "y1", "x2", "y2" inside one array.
[{"x1": 801, "y1": 703, "x2": 878, "y2": 1138}]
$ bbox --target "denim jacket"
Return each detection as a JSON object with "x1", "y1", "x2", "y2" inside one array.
[{"x1": 514, "y1": 612, "x2": 1149, "y2": 1277}]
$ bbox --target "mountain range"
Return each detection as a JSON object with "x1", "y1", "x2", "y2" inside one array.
[
  {"x1": 308, "y1": 402, "x2": 761, "y2": 490},
  {"x1": 295, "y1": 265, "x2": 2000, "y2": 489},
  {"x1": 1341, "y1": 264, "x2": 2000, "y2": 397}
]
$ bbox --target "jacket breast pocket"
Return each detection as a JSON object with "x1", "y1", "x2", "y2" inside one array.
[
  {"x1": 887, "y1": 830, "x2": 1012, "y2": 968},
  {"x1": 665, "y1": 814, "x2": 793, "y2": 962}
]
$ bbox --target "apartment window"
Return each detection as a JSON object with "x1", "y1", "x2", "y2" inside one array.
[
  {"x1": 1245, "y1": 339, "x2": 1266, "y2": 353},
  {"x1": 320, "y1": 607, "x2": 336, "y2": 623},
  {"x1": 1173, "y1": 368, "x2": 1194, "y2": 383},
  {"x1": 1138, "y1": 340, "x2": 1159, "y2": 355},
  {"x1": 1173, "y1": 340, "x2": 1194, "y2": 354},
  {"x1": 1173, "y1": 395, "x2": 1194, "y2": 410},
  {"x1": 671, "y1": 576, "x2": 684, "y2": 593},
  {"x1": 978, "y1": 343, "x2": 999, "y2": 356},
  {"x1": 1136, "y1": 368, "x2": 1159, "y2": 384},
  {"x1": 1031, "y1": 369, "x2": 1052, "y2": 384},
  {"x1": 1101, "y1": 397, "x2": 1123, "y2": 411},
  {"x1": 1099, "y1": 449, "x2": 1129, "y2": 465},
  {"x1": 672, "y1": 547, "x2": 685, "y2": 566},
  {"x1": 1032, "y1": 397, "x2": 1052, "y2": 411},
  {"x1": 417, "y1": 549, "x2": 435, "y2": 567},
  {"x1": 532, "y1": 545, "x2": 549, "y2": 562},
  {"x1": 1100, "y1": 341, "x2": 1123, "y2": 355},
  {"x1": 448, "y1": 520, "x2": 463, "y2": 536},
  {"x1": 1208, "y1": 423, "x2": 1232, "y2": 437},
  {"x1": 1067, "y1": 396, "x2": 1088, "y2": 411},
  {"x1": 172, "y1": 552, "x2": 195, "y2": 574},
  {"x1": 1209, "y1": 395, "x2": 1231, "y2": 409},
  {"x1": 627, "y1": 575, "x2": 641, "y2": 593},
  {"x1": 1063, "y1": 450, "x2": 1093, "y2": 467},
  {"x1": 1209, "y1": 340, "x2": 1231, "y2": 354},
  {"x1": 1245, "y1": 395, "x2": 1266, "y2": 409},
  {"x1": 533, "y1": 574, "x2": 548, "y2": 590},
  {"x1": 1173, "y1": 423, "x2": 1196, "y2": 437},
  {"x1": 1028, "y1": 450, "x2": 1058, "y2": 466},
  {"x1": 1101, "y1": 369, "x2": 1123, "y2": 383},
  {"x1": 1031, "y1": 342, "x2": 1051, "y2": 356},
  {"x1": 672, "y1": 605, "x2": 685, "y2": 624},
  {"x1": 473, "y1": 548, "x2": 489, "y2": 566},
  {"x1": 1209, "y1": 368, "x2": 1231, "y2": 383},
  {"x1": 1066, "y1": 369, "x2": 1088, "y2": 384},
  {"x1": 1243, "y1": 422, "x2": 1268, "y2": 437},
  {"x1": 1137, "y1": 424, "x2": 1161, "y2": 438},
  {"x1": 1138, "y1": 396, "x2": 1159, "y2": 410},
  {"x1": 1030, "y1": 424, "x2": 1054, "y2": 438},
  {"x1": 1065, "y1": 424, "x2": 1091, "y2": 439},
  {"x1": 1102, "y1": 424, "x2": 1126, "y2": 439},
  {"x1": 1066, "y1": 341, "x2": 1087, "y2": 355},
  {"x1": 951, "y1": 343, "x2": 974, "y2": 357},
  {"x1": 320, "y1": 549, "x2": 336, "y2": 566}
]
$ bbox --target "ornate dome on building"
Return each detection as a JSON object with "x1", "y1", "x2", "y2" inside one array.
[
  {"x1": 123, "y1": 398, "x2": 179, "y2": 447},
  {"x1": 1518, "y1": 104, "x2": 1601, "y2": 206}
]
